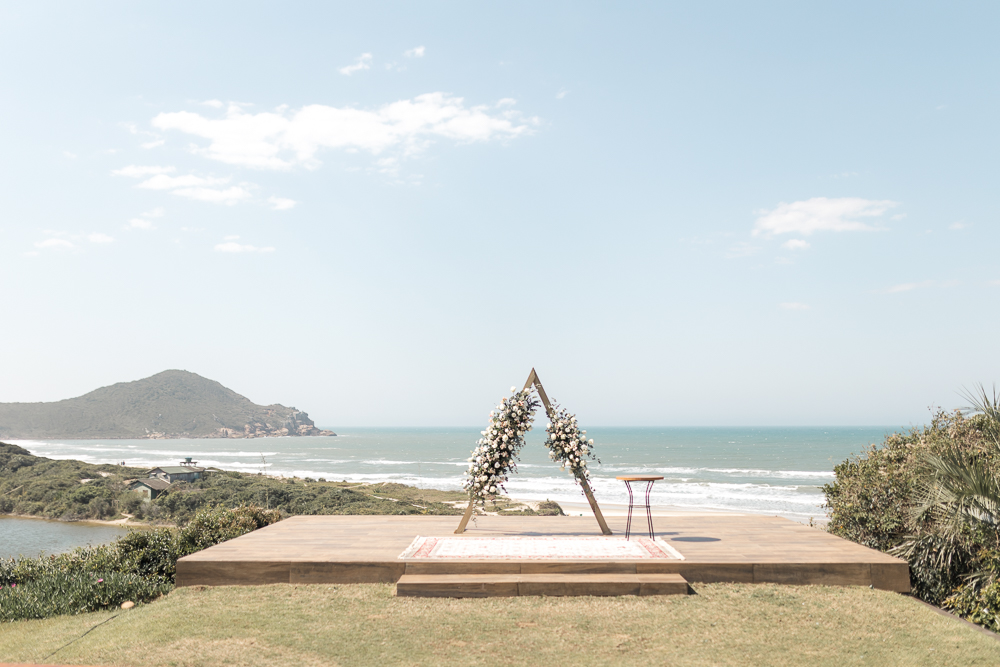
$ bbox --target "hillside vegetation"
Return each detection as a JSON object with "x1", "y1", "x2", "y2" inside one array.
[
  {"x1": 0, "y1": 442, "x2": 469, "y2": 524},
  {"x1": 0, "y1": 370, "x2": 333, "y2": 439}
]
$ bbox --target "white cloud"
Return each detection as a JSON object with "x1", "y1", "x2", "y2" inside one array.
[
  {"x1": 88, "y1": 233, "x2": 114, "y2": 244},
  {"x1": 949, "y1": 221, "x2": 968, "y2": 230},
  {"x1": 885, "y1": 280, "x2": 933, "y2": 294},
  {"x1": 404, "y1": 46, "x2": 425, "y2": 58},
  {"x1": 112, "y1": 165, "x2": 176, "y2": 178},
  {"x1": 214, "y1": 241, "x2": 275, "y2": 253},
  {"x1": 172, "y1": 186, "x2": 251, "y2": 205},
  {"x1": 782, "y1": 239, "x2": 810, "y2": 251},
  {"x1": 725, "y1": 242, "x2": 759, "y2": 259},
  {"x1": 36, "y1": 238, "x2": 74, "y2": 249},
  {"x1": 779, "y1": 302, "x2": 810, "y2": 310},
  {"x1": 339, "y1": 53, "x2": 372, "y2": 76},
  {"x1": 141, "y1": 139, "x2": 165, "y2": 149},
  {"x1": 150, "y1": 93, "x2": 538, "y2": 170},
  {"x1": 224, "y1": 235, "x2": 240, "y2": 240},
  {"x1": 142, "y1": 207, "x2": 165, "y2": 218},
  {"x1": 63, "y1": 151, "x2": 78, "y2": 159},
  {"x1": 753, "y1": 197, "x2": 899, "y2": 237},
  {"x1": 126, "y1": 218, "x2": 155, "y2": 230},
  {"x1": 136, "y1": 174, "x2": 229, "y2": 190},
  {"x1": 267, "y1": 196, "x2": 296, "y2": 210},
  {"x1": 202, "y1": 100, "x2": 224, "y2": 108},
  {"x1": 122, "y1": 172, "x2": 251, "y2": 205},
  {"x1": 23, "y1": 251, "x2": 39, "y2": 257},
  {"x1": 556, "y1": 89, "x2": 569, "y2": 100}
]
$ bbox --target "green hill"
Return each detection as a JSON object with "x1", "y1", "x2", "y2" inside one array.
[{"x1": 0, "y1": 370, "x2": 334, "y2": 439}]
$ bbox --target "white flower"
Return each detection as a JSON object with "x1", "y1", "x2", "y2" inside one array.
[
  {"x1": 550, "y1": 434, "x2": 557, "y2": 440},
  {"x1": 489, "y1": 486, "x2": 497, "y2": 493},
  {"x1": 589, "y1": 439, "x2": 594, "y2": 445},
  {"x1": 511, "y1": 386, "x2": 516, "y2": 392}
]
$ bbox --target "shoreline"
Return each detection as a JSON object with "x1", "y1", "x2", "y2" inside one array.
[{"x1": 1, "y1": 512, "x2": 168, "y2": 529}]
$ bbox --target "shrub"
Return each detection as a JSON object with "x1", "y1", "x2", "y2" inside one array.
[
  {"x1": 825, "y1": 408, "x2": 1000, "y2": 615},
  {"x1": 536, "y1": 501, "x2": 565, "y2": 516},
  {"x1": 175, "y1": 505, "x2": 281, "y2": 556},
  {"x1": 0, "y1": 571, "x2": 171, "y2": 621},
  {"x1": 0, "y1": 504, "x2": 281, "y2": 621},
  {"x1": 946, "y1": 579, "x2": 1000, "y2": 633}
]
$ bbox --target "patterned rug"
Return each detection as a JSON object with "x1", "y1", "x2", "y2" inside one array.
[{"x1": 398, "y1": 536, "x2": 685, "y2": 560}]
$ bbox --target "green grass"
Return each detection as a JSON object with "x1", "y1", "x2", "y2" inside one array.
[{"x1": 1, "y1": 583, "x2": 998, "y2": 666}]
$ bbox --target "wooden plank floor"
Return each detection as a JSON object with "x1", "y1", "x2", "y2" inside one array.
[{"x1": 175, "y1": 514, "x2": 910, "y2": 592}]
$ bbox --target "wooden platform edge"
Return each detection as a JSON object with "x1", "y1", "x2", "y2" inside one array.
[{"x1": 176, "y1": 559, "x2": 910, "y2": 592}]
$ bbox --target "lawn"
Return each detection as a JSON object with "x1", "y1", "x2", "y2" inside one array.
[{"x1": 1, "y1": 583, "x2": 998, "y2": 666}]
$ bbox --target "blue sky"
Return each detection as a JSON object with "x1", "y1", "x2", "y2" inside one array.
[{"x1": 1, "y1": 2, "x2": 997, "y2": 427}]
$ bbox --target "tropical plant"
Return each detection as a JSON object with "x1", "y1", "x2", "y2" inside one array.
[
  {"x1": 889, "y1": 386, "x2": 1000, "y2": 617},
  {"x1": 825, "y1": 401, "x2": 1000, "y2": 609}
]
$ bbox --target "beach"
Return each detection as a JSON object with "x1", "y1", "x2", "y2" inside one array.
[{"x1": 9, "y1": 425, "x2": 894, "y2": 525}]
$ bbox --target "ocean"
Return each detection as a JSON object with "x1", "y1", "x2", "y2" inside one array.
[{"x1": 11, "y1": 426, "x2": 898, "y2": 523}]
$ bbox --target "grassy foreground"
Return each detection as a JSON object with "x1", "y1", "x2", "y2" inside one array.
[{"x1": 1, "y1": 583, "x2": 998, "y2": 666}]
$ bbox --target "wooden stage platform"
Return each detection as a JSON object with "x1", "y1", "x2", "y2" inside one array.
[{"x1": 176, "y1": 515, "x2": 910, "y2": 596}]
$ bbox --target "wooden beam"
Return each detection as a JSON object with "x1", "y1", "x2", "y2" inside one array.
[{"x1": 454, "y1": 497, "x2": 475, "y2": 534}]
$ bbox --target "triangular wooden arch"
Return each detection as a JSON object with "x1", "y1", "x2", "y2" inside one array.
[{"x1": 454, "y1": 368, "x2": 612, "y2": 535}]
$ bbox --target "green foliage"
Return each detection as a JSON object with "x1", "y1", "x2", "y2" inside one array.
[
  {"x1": 825, "y1": 407, "x2": 1000, "y2": 623},
  {"x1": 945, "y1": 578, "x2": 1000, "y2": 632},
  {"x1": 535, "y1": 500, "x2": 565, "y2": 516},
  {"x1": 147, "y1": 474, "x2": 464, "y2": 524},
  {"x1": 0, "y1": 571, "x2": 172, "y2": 621},
  {"x1": 175, "y1": 505, "x2": 281, "y2": 555},
  {"x1": 0, "y1": 505, "x2": 280, "y2": 621},
  {"x1": 0, "y1": 442, "x2": 464, "y2": 525},
  {"x1": 0, "y1": 442, "x2": 140, "y2": 520}
]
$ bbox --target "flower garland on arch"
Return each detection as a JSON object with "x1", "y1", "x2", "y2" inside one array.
[
  {"x1": 463, "y1": 387, "x2": 541, "y2": 506},
  {"x1": 544, "y1": 402, "x2": 599, "y2": 484}
]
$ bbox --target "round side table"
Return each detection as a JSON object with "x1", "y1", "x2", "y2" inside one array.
[{"x1": 616, "y1": 475, "x2": 664, "y2": 540}]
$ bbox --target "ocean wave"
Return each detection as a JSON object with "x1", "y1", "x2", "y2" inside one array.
[{"x1": 593, "y1": 464, "x2": 834, "y2": 479}]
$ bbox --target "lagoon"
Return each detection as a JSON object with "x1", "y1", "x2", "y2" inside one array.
[{"x1": 0, "y1": 515, "x2": 127, "y2": 559}]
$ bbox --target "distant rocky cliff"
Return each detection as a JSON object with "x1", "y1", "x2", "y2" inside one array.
[{"x1": 0, "y1": 370, "x2": 336, "y2": 440}]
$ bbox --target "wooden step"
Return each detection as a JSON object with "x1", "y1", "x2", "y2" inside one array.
[{"x1": 395, "y1": 573, "x2": 689, "y2": 598}]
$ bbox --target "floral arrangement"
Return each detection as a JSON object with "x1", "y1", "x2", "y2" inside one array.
[
  {"x1": 544, "y1": 402, "x2": 599, "y2": 483},
  {"x1": 463, "y1": 386, "x2": 540, "y2": 505}
]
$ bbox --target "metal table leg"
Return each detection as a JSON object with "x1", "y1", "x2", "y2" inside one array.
[
  {"x1": 624, "y1": 480, "x2": 634, "y2": 540},
  {"x1": 644, "y1": 480, "x2": 655, "y2": 539}
]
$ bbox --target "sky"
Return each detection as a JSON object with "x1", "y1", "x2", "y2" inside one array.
[{"x1": 1, "y1": 2, "x2": 998, "y2": 427}]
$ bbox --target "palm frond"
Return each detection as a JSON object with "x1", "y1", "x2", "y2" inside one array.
[
  {"x1": 918, "y1": 449, "x2": 1000, "y2": 533},
  {"x1": 958, "y1": 384, "x2": 1000, "y2": 450}
]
